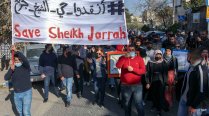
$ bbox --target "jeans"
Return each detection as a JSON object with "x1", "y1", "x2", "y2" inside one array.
[
  {"x1": 177, "y1": 97, "x2": 188, "y2": 116},
  {"x1": 108, "y1": 78, "x2": 115, "y2": 86},
  {"x1": 121, "y1": 84, "x2": 144, "y2": 116},
  {"x1": 44, "y1": 73, "x2": 58, "y2": 99},
  {"x1": 94, "y1": 77, "x2": 106, "y2": 104},
  {"x1": 14, "y1": 89, "x2": 32, "y2": 116},
  {"x1": 62, "y1": 77, "x2": 73, "y2": 102}
]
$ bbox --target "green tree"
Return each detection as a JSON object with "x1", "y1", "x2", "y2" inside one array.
[
  {"x1": 183, "y1": 0, "x2": 204, "y2": 11},
  {"x1": 155, "y1": 6, "x2": 173, "y2": 28},
  {"x1": 141, "y1": 25, "x2": 150, "y2": 32},
  {"x1": 125, "y1": 8, "x2": 133, "y2": 23}
]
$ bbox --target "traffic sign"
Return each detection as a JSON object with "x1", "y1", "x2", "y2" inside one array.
[{"x1": 206, "y1": 6, "x2": 209, "y2": 22}]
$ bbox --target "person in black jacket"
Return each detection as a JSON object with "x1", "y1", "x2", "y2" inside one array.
[
  {"x1": 177, "y1": 49, "x2": 209, "y2": 116},
  {"x1": 162, "y1": 34, "x2": 177, "y2": 49},
  {"x1": 58, "y1": 47, "x2": 78, "y2": 107},
  {"x1": 4, "y1": 45, "x2": 32, "y2": 116},
  {"x1": 39, "y1": 44, "x2": 59, "y2": 103},
  {"x1": 146, "y1": 50, "x2": 169, "y2": 116},
  {"x1": 163, "y1": 47, "x2": 178, "y2": 107},
  {"x1": 74, "y1": 51, "x2": 85, "y2": 98}
]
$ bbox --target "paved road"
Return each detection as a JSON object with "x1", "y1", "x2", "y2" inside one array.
[{"x1": 0, "y1": 70, "x2": 178, "y2": 116}]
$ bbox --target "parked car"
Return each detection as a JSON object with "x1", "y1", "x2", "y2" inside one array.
[
  {"x1": 23, "y1": 44, "x2": 45, "y2": 82},
  {"x1": 145, "y1": 31, "x2": 166, "y2": 41}
]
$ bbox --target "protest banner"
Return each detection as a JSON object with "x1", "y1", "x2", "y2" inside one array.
[
  {"x1": 172, "y1": 49, "x2": 190, "y2": 72},
  {"x1": 11, "y1": 0, "x2": 128, "y2": 45}
]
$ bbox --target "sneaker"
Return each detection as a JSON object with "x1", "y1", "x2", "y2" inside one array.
[
  {"x1": 59, "y1": 87, "x2": 65, "y2": 91},
  {"x1": 157, "y1": 112, "x2": 162, "y2": 116},
  {"x1": 99, "y1": 102, "x2": 104, "y2": 108},
  {"x1": 77, "y1": 92, "x2": 82, "y2": 98},
  {"x1": 87, "y1": 82, "x2": 90, "y2": 86},
  {"x1": 43, "y1": 98, "x2": 48, "y2": 103},
  {"x1": 56, "y1": 93, "x2": 60, "y2": 98},
  {"x1": 92, "y1": 99, "x2": 98, "y2": 105},
  {"x1": 150, "y1": 106, "x2": 155, "y2": 112},
  {"x1": 142, "y1": 101, "x2": 146, "y2": 106},
  {"x1": 65, "y1": 101, "x2": 70, "y2": 107}
]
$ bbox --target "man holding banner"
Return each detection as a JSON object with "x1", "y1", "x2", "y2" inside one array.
[{"x1": 4, "y1": 46, "x2": 32, "y2": 116}]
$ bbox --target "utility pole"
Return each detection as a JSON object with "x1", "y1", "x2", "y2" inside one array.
[{"x1": 173, "y1": 0, "x2": 176, "y2": 24}]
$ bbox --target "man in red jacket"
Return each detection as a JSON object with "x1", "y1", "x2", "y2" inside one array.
[{"x1": 116, "y1": 44, "x2": 146, "y2": 116}]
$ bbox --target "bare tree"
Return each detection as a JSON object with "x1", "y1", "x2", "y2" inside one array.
[{"x1": 136, "y1": 0, "x2": 173, "y2": 28}]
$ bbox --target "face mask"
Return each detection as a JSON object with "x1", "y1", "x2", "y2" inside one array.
[
  {"x1": 147, "y1": 46, "x2": 152, "y2": 50},
  {"x1": 15, "y1": 62, "x2": 22, "y2": 67},
  {"x1": 136, "y1": 45, "x2": 140, "y2": 48},
  {"x1": 155, "y1": 57, "x2": 161, "y2": 61},
  {"x1": 130, "y1": 51, "x2": 136, "y2": 57}
]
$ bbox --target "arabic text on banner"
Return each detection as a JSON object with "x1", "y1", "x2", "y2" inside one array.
[{"x1": 12, "y1": 0, "x2": 128, "y2": 45}]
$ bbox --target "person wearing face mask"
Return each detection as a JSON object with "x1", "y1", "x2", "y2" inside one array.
[
  {"x1": 58, "y1": 47, "x2": 78, "y2": 107},
  {"x1": 146, "y1": 50, "x2": 169, "y2": 116},
  {"x1": 5, "y1": 45, "x2": 32, "y2": 116},
  {"x1": 116, "y1": 45, "x2": 146, "y2": 116},
  {"x1": 163, "y1": 48, "x2": 178, "y2": 108},
  {"x1": 146, "y1": 41, "x2": 155, "y2": 60},
  {"x1": 177, "y1": 48, "x2": 209, "y2": 116},
  {"x1": 39, "y1": 44, "x2": 59, "y2": 103}
]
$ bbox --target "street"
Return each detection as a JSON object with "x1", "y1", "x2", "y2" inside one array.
[{"x1": 0, "y1": 71, "x2": 178, "y2": 116}]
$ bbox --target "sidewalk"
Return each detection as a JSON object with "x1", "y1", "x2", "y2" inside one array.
[{"x1": 0, "y1": 70, "x2": 7, "y2": 86}]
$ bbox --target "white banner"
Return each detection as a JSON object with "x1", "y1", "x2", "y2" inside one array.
[{"x1": 11, "y1": 0, "x2": 128, "y2": 45}]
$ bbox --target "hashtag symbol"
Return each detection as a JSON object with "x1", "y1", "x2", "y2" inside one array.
[{"x1": 108, "y1": 1, "x2": 124, "y2": 15}]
